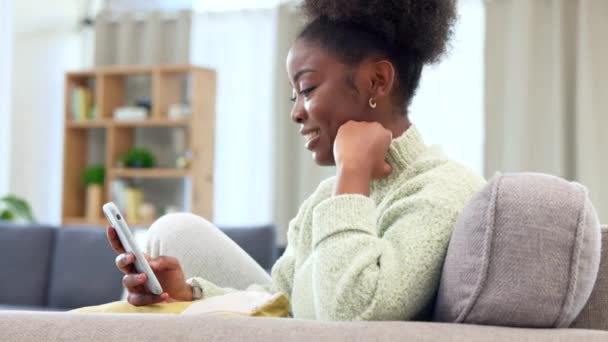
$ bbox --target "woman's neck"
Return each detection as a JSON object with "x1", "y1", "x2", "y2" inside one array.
[{"x1": 383, "y1": 116, "x2": 412, "y2": 140}]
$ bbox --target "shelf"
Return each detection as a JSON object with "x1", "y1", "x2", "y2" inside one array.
[
  {"x1": 111, "y1": 168, "x2": 191, "y2": 179},
  {"x1": 63, "y1": 64, "x2": 215, "y2": 223},
  {"x1": 113, "y1": 119, "x2": 190, "y2": 127},
  {"x1": 67, "y1": 119, "x2": 190, "y2": 128},
  {"x1": 67, "y1": 120, "x2": 110, "y2": 128},
  {"x1": 67, "y1": 70, "x2": 97, "y2": 78}
]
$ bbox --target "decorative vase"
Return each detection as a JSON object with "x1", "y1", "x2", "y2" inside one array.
[
  {"x1": 125, "y1": 187, "x2": 143, "y2": 222},
  {"x1": 86, "y1": 184, "x2": 103, "y2": 221}
]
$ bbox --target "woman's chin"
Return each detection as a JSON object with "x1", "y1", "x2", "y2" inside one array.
[{"x1": 312, "y1": 151, "x2": 335, "y2": 166}]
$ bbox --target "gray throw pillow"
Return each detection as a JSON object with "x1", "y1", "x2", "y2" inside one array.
[{"x1": 433, "y1": 173, "x2": 602, "y2": 328}]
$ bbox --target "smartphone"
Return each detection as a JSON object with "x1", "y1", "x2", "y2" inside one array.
[{"x1": 103, "y1": 202, "x2": 164, "y2": 295}]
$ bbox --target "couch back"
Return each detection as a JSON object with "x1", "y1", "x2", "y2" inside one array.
[
  {"x1": 47, "y1": 226, "x2": 124, "y2": 309},
  {"x1": 0, "y1": 222, "x2": 277, "y2": 310},
  {"x1": 0, "y1": 223, "x2": 123, "y2": 310},
  {"x1": 0, "y1": 223, "x2": 56, "y2": 307},
  {"x1": 571, "y1": 225, "x2": 608, "y2": 330}
]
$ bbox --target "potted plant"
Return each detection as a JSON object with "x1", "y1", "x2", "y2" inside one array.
[
  {"x1": 82, "y1": 164, "x2": 105, "y2": 221},
  {"x1": 0, "y1": 194, "x2": 35, "y2": 223},
  {"x1": 119, "y1": 147, "x2": 156, "y2": 168}
]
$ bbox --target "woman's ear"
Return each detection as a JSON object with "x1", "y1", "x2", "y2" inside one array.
[{"x1": 369, "y1": 60, "x2": 396, "y2": 99}]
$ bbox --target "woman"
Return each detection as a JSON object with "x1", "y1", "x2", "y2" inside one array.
[{"x1": 108, "y1": 0, "x2": 485, "y2": 321}]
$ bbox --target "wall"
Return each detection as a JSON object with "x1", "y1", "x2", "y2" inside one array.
[
  {"x1": 8, "y1": 0, "x2": 86, "y2": 223},
  {"x1": 0, "y1": 0, "x2": 13, "y2": 195}
]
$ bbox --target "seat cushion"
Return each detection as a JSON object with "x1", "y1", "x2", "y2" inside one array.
[
  {"x1": 47, "y1": 226, "x2": 123, "y2": 309},
  {"x1": 433, "y1": 173, "x2": 602, "y2": 328},
  {"x1": 0, "y1": 223, "x2": 56, "y2": 307}
]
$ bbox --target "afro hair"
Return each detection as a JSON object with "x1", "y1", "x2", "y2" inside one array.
[{"x1": 299, "y1": 0, "x2": 457, "y2": 64}]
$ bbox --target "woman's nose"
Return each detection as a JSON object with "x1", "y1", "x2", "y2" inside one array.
[{"x1": 291, "y1": 101, "x2": 307, "y2": 124}]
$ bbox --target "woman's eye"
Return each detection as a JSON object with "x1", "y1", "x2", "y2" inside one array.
[
  {"x1": 289, "y1": 86, "x2": 316, "y2": 102},
  {"x1": 300, "y1": 86, "x2": 316, "y2": 98},
  {"x1": 289, "y1": 89, "x2": 297, "y2": 102}
]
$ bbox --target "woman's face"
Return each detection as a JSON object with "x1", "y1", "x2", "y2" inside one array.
[{"x1": 286, "y1": 39, "x2": 372, "y2": 166}]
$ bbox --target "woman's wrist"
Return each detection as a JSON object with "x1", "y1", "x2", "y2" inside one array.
[
  {"x1": 175, "y1": 283, "x2": 194, "y2": 302},
  {"x1": 334, "y1": 164, "x2": 372, "y2": 196}
]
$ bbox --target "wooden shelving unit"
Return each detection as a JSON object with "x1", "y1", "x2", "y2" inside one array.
[
  {"x1": 110, "y1": 168, "x2": 190, "y2": 179},
  {"x1": 61, "y1": 64, "x2": 216, "y2": 227}
]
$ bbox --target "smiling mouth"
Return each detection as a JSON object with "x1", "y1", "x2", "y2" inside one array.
[
  {"x1": 303, "y1": 129, "x2": 321, "y2": 150},
  {"x1": 304, "y1": 130, "x2": 320, "y2": 143}
]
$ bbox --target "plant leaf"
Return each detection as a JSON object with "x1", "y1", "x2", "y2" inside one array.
[{"x1": 0, "y1": 194, "x2": 35, "y2": 222}]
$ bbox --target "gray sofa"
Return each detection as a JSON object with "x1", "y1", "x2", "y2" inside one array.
[
  {"x1": 0, "y1": 222, "x2": 276, "y2": 311},
  {"x1": 1, "y1": 224, "x2": 607, "y2": 341}
]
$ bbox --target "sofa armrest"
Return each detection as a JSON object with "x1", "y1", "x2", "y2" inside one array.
[
  {"x1": 1, "y1": 311, "x2": 607, "y2": 342},
  {"x1": 572, "y1": 225, "x2": 608, "y2": 331}
]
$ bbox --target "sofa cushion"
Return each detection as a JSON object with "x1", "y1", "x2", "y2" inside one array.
[
  {"x1": 47, "y1": 226, "x2": 123, "y2": 309},
  {"x1": 571, "y1": 225, "x2": 608, "y2": 330},
  {"x1": 0, "y1": 223, "x2": 56, "y2": 307},
  {"x1": 433, "y1": 173, "x2": 602, "y2": 328}
]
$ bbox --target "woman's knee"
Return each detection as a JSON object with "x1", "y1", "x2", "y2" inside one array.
[{"x1": 146, "y1": 213, "x2": 218, "y2": 255}]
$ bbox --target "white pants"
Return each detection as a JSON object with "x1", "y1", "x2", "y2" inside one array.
[{"x1": 144, "y1": 213, "x2": 272, "y2": 290}]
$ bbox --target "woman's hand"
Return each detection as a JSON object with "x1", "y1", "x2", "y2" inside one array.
[
  {"x1": 333, "y1": 121, "x2": 393, "y2": 196},
  {"x1": 107, "y1": 227, "x2": 193, "y2": 306}
]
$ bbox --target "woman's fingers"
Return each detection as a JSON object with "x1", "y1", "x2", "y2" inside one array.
[
  {"x1": 148, "y1": 256, "x2": 180, "y2": 272},
  {"x1": 122, "y1": 273, "x2": 147, "y2": 293},
  {"x1": 380, "y1": 162, "x2": 392, "y2": 178},
  {"x1": 127, "y1": 292, "x2": 169, "y2": 306},
  {"x1": 106, "y1": 227, "x2": 126, "y2": 254},
  {"x1": 143, "y1": 252, "x2": 152, "y2": 262},
  {"x1": 115, "y1": 253, "x2": 137, "y2": 274}
]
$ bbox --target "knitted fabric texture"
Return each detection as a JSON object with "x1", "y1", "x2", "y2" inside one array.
[{"x1": 191, "y1": 126, "x2": 485, "y2": 321}]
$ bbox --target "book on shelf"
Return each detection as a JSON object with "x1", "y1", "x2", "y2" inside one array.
[
  {"x1": 71, "y1": 87, "x2": 96, "y2": 121},
  {"x1": 113, "y1": 106, "x2": 148, "y2": 121}
]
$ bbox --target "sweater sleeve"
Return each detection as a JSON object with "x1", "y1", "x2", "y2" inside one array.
[{"x1": 310, "y1": 193, "x2": 459, "y2": 321}]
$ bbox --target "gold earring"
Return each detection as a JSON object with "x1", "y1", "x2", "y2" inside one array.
[{"x1": 369, "y1": 98, "x2": 377, "y2": 109}]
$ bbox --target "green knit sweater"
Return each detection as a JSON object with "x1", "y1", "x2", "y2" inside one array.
[{"x1": 195, "y1": 126, "x2": 485, "y2": 321}]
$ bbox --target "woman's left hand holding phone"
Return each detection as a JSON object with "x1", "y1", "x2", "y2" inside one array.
[{"x1": 107, "y1": 227, "x2": 194, "y2": 306}]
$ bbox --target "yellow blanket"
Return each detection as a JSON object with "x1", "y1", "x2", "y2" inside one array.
[{"x1": 72, "y1": 291, "x2": 289, "y2": 318}]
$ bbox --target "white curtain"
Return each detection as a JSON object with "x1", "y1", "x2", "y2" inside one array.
[
  {"x1": 94, "y1": 10, "x2": 191, "y2": 65},
  {"x1": 190, "y1": 4, "x2": 333, "y2": 242},
  {"x1": 191, "y1": 8, "x2": 278, "y2": 227},
  {"x1": 410, "y1": 0, "x2": 485, "y2": 175},
  {"x1": 485, "y1": 0, "x2": 608, "y2": 222},
  {"x1": 0, "y1": 0, "x2": 13, "y2": 195}
]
